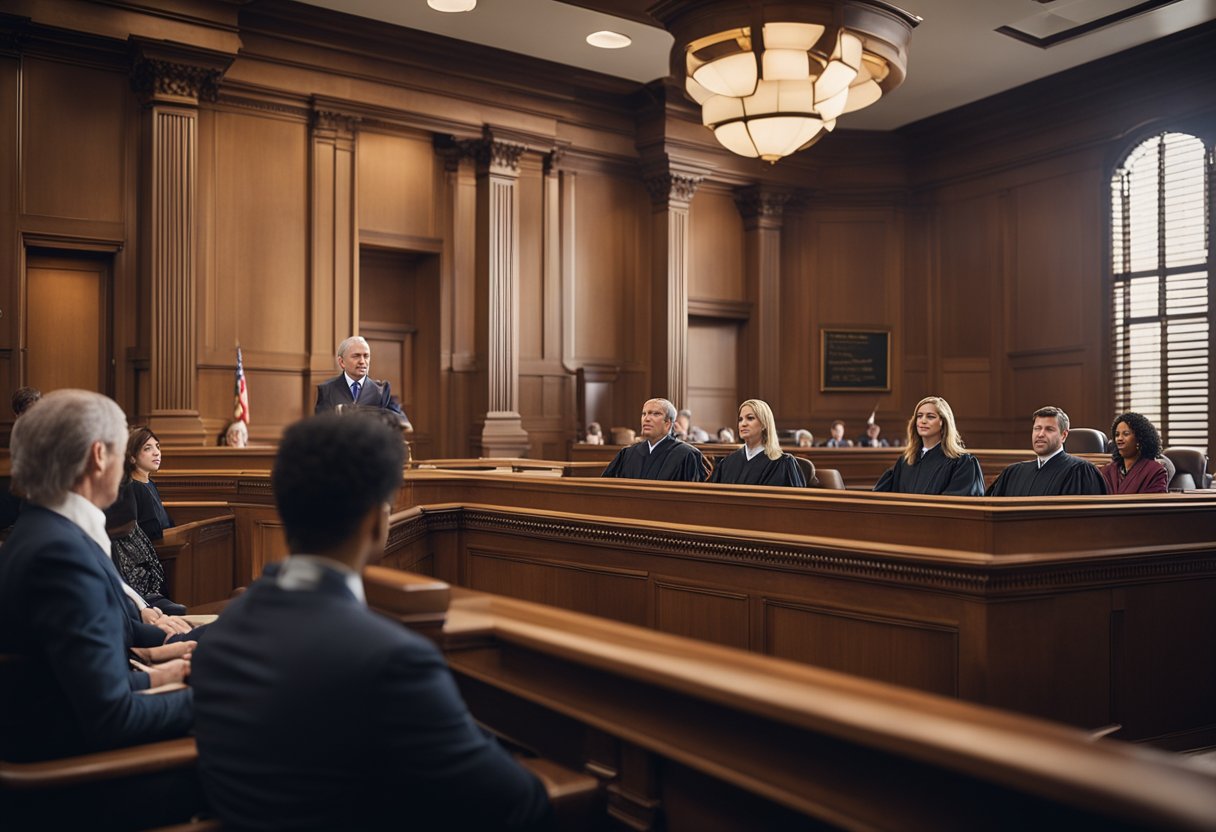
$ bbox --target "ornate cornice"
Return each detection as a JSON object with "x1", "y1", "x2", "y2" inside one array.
[
  {"x1": 312, "y1": 108, "x2": 361, "y2": 137},
  {"x1": 459, "y1": 136, "x2": 527, "y2": 176}
]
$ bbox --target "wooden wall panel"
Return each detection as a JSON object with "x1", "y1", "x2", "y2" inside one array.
[
  {"x1": 21, "y1": 58, "x2": 126, "y2": 223},
  {"x1": 356, "y1": 130, "x2": 435, "y2": 239},
  {"x1": 518, "y1": 160, "x2": 544, "y2": 362},
  {"x1": 572, "y1": 174, "x2": 648, "y2": 364},
  {"x1": 764, "y1": 599, "x2": 959, "y2": 697},
  {"x1": 688, "y1": 189, "x2": 745, "y2": 302},
  {"x1": 654, "y1": 580, "x2": 749, "y2": 650},
  {"x1": 210, "y1": 110, "x2": 308, "y2": 359},
  {"x1": 687, "y1": 319, "x2": 738, "y2": 433},
  {"x1": 197, "y1": 366, "x2": 308, "y2": 444},
  {"x1": 465, "y1": 546, "x2": 649, "y2": 625}
]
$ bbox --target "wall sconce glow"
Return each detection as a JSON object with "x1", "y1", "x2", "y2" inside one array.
[
  {"x1": 586, "y1": 31, "x2": 632, "y2": 49},
  {"x1": 427, "y1": 0, "x2": 476, "y2": 12}
]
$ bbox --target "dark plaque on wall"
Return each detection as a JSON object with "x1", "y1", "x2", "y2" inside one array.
[{"x1": 820, "y1": 329, "x2": 890, "y2": 392}]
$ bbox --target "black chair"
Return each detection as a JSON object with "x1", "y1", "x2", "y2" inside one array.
[
  {"x1": 1065, "y1": 428, "x2": 1108, "y2": 454},
  {"x1": 1163, "y1": 447, "x2": 1212, "y2": 491}
]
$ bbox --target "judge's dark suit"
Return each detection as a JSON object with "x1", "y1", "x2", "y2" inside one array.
[
  {"x1": 192, "y1": 561, "x2": 551, "y2": 831},
  {"x1": 314, "y1": 373, "x2": 407, "y2": 420},
  {"x1": 0, "y1": 505, "x2": 193, "y2": 762}
]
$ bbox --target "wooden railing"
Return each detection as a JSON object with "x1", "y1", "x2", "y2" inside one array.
[{"x1": 363, "y1": 567, "x2": 1216, "y2": 832}]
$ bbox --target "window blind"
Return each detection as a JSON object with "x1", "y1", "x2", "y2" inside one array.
[{"x1": 1110, "y1": 132, "x2": 1212, "y2": 451}]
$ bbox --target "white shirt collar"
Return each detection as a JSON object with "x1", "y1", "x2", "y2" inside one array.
[
  {"x1": 1037, "y1": 446, "x2": 1064, "y2": 468},
  {"x1": 343, "y1": 373, "x2": 364, "y2": 390},
  {"x1": 920, "y1": 441, "x2": 940, "y2": 458},
  {"x1": 43, "y1": 492, "x2": 148, "y2": 609},
  {"x1": 276, "y1": 555, "x2": 366, "y2": 604},
  {"x1": 647, "y1": 434, "x2": 670, "y2": 453},
  {"x1": 744, "y1": 443, "x2": 765, "y2": 461}
]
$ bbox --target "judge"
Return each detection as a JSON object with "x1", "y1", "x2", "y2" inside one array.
[
  {"x1": 315, "y1": 335, "x2": 412, "y2": 429},
  {"x1": 709, "y1": 399, "x2": 805, "y2": 487},
  {"x1": 986, "y1": 406, "x2": 1107, "y2": 496},
  {"x1": 873, "y1": 396, "x2": 984, "y2": 496},
  {"x1": 601, "y1": 398, "x2": 706, "y2": 482},
  {"x1": 1099, "y1": 412, "x2": 1169, "y2": 494}
]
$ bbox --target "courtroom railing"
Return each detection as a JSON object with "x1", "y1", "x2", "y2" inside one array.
[{"x1": 363, "y1": 567, "x2": 1216, "y2": 832}]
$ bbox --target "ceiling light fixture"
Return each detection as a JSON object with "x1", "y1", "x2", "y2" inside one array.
[
  {"x1": 427, "y1": 0, "x2": 476, "y2": 12},
  {"x1": 587, "y1": 31, "x2": 633, "y2": 49},
  {"x1": 651, "y1": 0, "x2": 920, "y2": 163}
]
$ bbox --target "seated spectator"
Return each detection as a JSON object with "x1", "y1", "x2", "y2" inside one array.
[
  {"x1": 120, "y1": 427, "x2": 175, "y2": 541},
  {"x1": 856, "y1": 422, "x2": 890, "y2": 447},
  {"x1": 708, "y1": 400, "x2": 805, "y2": 487},
  {"x1": 222, "y1": 419, "x2": 248, "y2": 447},
  {"x1": 1, "y1": 387, "x2": 41, "y2": 530},
  {"x1": 11, "y1": 385, "x2": 41, "y2": 417},
  {"x1": 192, "y1": 414, "x2": 551, "y2": 830},
  {"x1": 824, "y1": 420, "x2": 853, "y2": 447},
  {"x1": 717, "y1": 427, "x2": 735, "y2": 443},
  {"x1": 794, "y1": 429, "x2": 814, "y2": 447},
  {"x1": 585, "y1": 421, "x2": 604, "y2": 444},
  {"x1": 0, "y1": 390, "x2": 193, "y2": 762},
  {"x1": 1100, "y1": 412, "x2": 1168, "y2": 494}
]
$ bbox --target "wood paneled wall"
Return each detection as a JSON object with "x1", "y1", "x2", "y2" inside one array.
[{"x1": 0, "y1": 3, "x2": 1212, "y2": 457}]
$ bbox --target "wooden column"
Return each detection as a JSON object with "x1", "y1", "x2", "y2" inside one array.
[
  {"x1": 131, "y1": 42, "x2": 231, "y2": 445},
  {"x1": 644, "y1": 169, "x2": 702, "y2": 407},
  {"x1": 309, "y1": 105, "x2": 360, "y2": 395},
  {"x1": 467, "y1": 133, "x2": 530, "y2": 457},
  {"x1": 734, "y1": 185, "x2": 792, "y2": 405}
]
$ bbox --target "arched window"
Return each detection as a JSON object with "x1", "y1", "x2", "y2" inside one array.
[{"x1": 1109, "y1": 132, "x2": 1212, "y2": 452}]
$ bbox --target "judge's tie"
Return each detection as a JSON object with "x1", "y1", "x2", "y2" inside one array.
[{"x1": 350, "y1": 381, "x2": 361, "y2": 402}]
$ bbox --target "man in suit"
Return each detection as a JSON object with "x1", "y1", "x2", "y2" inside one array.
[
  {"x1": 192, "y1": 413, "x2": 551, "y2": 830},
  {"x1": 0, "y1": 390, "x2": 194, "y2": 763},
  {"x1": 314, "y1": 335, "x2": 412, "y2": 429}
]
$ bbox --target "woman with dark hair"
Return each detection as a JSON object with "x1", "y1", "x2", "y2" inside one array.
[
  {"x1": 1100, "y1": 412, "x2": 1168, "y2": 494},
  {"x1": 873, "y1": 396, "x2": 984, "y2": 496},
  {"x1": 105, "y1": 427, "x2": 184, "y2": 614},
  {"x1": 708, "y1": 399, "x2": 805, "y2": 487}
]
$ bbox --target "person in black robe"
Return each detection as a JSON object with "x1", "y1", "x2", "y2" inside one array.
[
  {"x1": 602, "y1": 397, "x2": 705, "y2": 482},
  {"x1": 874, "y1": 396, "x2": 984, "y2": 496},
  {"x1": 708, "y1": 399, "x2": 805, "y2": 487},
  {"x1": 986, "y1": 405, "x2": 1107, "y2": 496}
]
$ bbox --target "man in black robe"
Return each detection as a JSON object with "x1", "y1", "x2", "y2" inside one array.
[
  {"x1": 987, "y1": 406, "x2": 1107, "y2": 496},
  {"x1": 601, "y1": 398, "x2": 706, "y2": 482}
]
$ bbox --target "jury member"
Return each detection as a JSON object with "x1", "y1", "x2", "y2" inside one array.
[
  {"x1": 314, "y1": 335, "x2": 412, "y2": 429},
  {"x1": 824, "y1": 420, "x2": 852, "y2": 447},
  {"x1": 708, "y1": 400, "x2": 805, "y2": 487},
  {"x1": 873, "y1": 397, "x2": 984, "y2": 496},
  {"x1": 793, "y1": 429, "x2": 814, "y2": 448},
  {"x1": 856, "y1": 422, "x2": 889, "y2": 448},
  {"x1": 0, "y1": 390, "x2": 193, "y2": 762},
  {"x1": 192, "y1": 414, "x2": 551, "y2": 830},
  {"x1": 601, "y1": 398, "x2": 706, "y2": 482},
  {"x1": 986, "y1": 406, "x2": 1107, "y2": 496},
  {"x1": 1100, "y1": 412, "x2": 1169, "y2": 494}
]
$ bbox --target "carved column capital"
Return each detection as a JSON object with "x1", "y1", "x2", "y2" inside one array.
[
  {"x1": 312, "y1": 109, "x2": 361, "y2": 139},
  {"x1": 461, "y1": 137, "x2": 527, "y2": 177},
  {"x1": 733, "y1": 186, "x2": 793, "y2": 227},
  {"x1": 129, "y1": 40, "x2": 233, "y2": 106},
  {"x1": 644, "y1": 171, "x2": 703, "y2": 209}
]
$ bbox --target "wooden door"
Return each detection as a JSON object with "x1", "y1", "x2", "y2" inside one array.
[{"x1": 25, "y1": 254, "x2": 111, "y2": 394}]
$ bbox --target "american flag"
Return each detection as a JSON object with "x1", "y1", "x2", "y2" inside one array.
[{"x1": 233, "y1": 346, "x2": 250, "y2": 424}]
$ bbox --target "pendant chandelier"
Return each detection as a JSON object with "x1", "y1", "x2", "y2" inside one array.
[{"x1": 651, "y1": 1, "x2": 920, "y2": 163}]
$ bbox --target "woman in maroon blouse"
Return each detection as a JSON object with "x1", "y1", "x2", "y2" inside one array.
[{"x1": 1100, "y1": 412, "x2": 1169, "y2": 494}]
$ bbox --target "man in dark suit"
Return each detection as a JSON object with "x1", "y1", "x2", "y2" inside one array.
[
  {"x1": 192, "y1": 413, "x2": 550, "y2": 830},
  {"x1": 0, "y1": 390, "x2": 194, "y2": 763},
  {"x1": 314, "y1": 335, "x2": 412, "y2": 429}
]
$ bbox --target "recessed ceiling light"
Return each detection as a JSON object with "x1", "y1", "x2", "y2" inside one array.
[
  {"x1": 586, "y1": 31, "x2": 632, "y2": 49},
  {"x1": 428, "y1": 0, "x2": 476, "y2": 12}
]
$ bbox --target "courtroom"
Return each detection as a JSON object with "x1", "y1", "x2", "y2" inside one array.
[{"x1": 1, "y1": 0, "x2": 1215, "y2": 830}]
